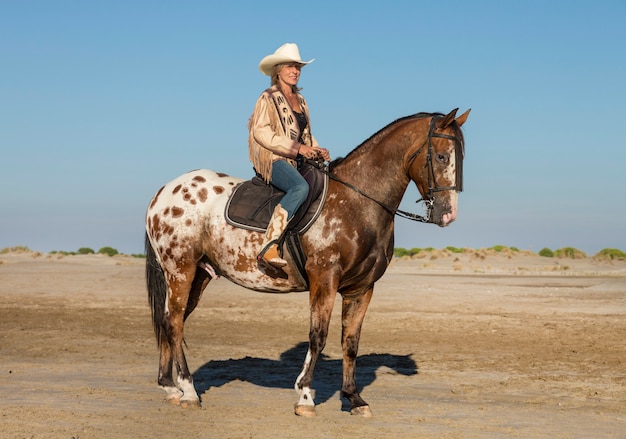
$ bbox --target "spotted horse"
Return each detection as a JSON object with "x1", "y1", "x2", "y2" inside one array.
[{"x1": 145, "y1": 108, "x2": 470, "y2": 417}]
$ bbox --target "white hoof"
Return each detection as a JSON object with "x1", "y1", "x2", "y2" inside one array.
[{"x1": 294, "y1": 404, "x2": 317, "y2": 417}]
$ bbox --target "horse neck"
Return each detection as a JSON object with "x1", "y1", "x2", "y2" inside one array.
[{"x1": 334, "y1": 118, "x2": 426, "y2": 209}]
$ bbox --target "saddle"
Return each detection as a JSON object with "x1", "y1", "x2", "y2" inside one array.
[
  {"x1": 225, "y1": 161, "x2": 327, "y2": 234},
  {"x1": 224, "y1": 161, "x2": 328, "y2": 284}
]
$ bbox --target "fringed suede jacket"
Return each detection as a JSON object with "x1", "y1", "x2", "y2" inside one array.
[{"x1": 248, "y1": 85, "x2": 319, "y2": 183}]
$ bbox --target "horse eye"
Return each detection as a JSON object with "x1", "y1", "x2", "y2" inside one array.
[{"x1": 436, "y1": 153, "x2": 448, "y2": 164}]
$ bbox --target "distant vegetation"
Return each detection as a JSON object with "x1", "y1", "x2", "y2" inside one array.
[
  {"x1": 0, "y1": 246, "x2": 31, "y2": 254},
  {"x1": 595, "y1": 248, "x2": 626, "y2": 261},
  {"x1": 0, "y1": 246, "x2": 145, "y2": 258},
  {"x1": 538, "y1": 248, "x2": 554, "y2": 257},
  {"x1": 1, "y1": 245, "x2": 624, "y2": 262},
  {"x1": 554, "y1": 247, "x2": 586, "y2": 259},
  {"x1": 391, "y1": 245, "x2": 624, "y2": 260}
]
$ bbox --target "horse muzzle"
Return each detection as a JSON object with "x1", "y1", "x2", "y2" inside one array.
[{"x1": 429, "y1": 192, "x2": 458, "y2": 227}]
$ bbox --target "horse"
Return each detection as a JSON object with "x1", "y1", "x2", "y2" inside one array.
[{"x1": 145, "y1": 108, "x2": 470, "y2": 417}]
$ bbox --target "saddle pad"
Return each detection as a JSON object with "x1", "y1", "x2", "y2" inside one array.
[{"x1": 225, "y1": 162, "x2": 328, "y2": 234}]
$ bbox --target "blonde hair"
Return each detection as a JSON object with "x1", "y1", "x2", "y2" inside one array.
[{"x1": 270, "y1": 63, "x2": 302, "y2": 92}]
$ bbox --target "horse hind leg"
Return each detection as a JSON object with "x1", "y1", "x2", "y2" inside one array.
[
  {"x1": 157, "y1": 320, "x2": 182, "y2": 405},
  {"x1": 157, "y1": 267, "x2": 208, "y2": 407},
  {"x1": 340, "y1": 287, "x2": 374, "y2": 417},
  {"x1": 160, "y1": 263, "x2": 211, "y2": 408},
  {"x1": 145, "y1": 238, "x2": 184, "y2": 404}
]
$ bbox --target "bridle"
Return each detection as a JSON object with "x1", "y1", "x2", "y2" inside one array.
[
  {"x1": 307, "y1": 115, "x2": 464, "y2": 223},
  {"x1": 406, "y1": 113, "x2": 464, "y2": 201}
]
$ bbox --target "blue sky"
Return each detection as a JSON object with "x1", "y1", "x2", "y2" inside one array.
[{"x1": 1, "y1": 1, "x2": 625, "y2": 255}]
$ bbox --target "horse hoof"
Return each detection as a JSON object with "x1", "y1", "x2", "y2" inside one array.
[
  {"x1": 164, "y1": 396, "x2": 181, "y2": 406},
  {"x1": 180, "y1": 399, "x2": 201, "y2": 409},
  {"x1": 294, "y1": 404, "x2": 317, "y2": 417},
  {"x1": 350, "y1": 405, "x2": 372, "y2": 418}
]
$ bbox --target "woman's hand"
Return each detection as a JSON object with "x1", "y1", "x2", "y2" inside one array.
[{"x1": 300, "y1": 144, "x2": 331, "y2": 162}]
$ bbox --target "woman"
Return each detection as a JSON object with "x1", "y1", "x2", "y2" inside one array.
[{"x1": 249, "y1": 42, "x2": 331, "y2": 269}]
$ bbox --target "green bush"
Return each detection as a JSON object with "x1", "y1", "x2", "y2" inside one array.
[
  {"x1": 394, "y1": 247, "x2": 433, "y2": 257},
  {"x1": 0, "y1": 246, "x2": 31, "y2": 254},
  {"x1": 595, "y1": 248, "x2": 626, "y2": 260},
  {"x1": 446, "y1": 246, "x2": 464, "y2": 253},
  {"x1": 98, "y1": 246, "x2": 119, "y2": 257},
  {"x1": 393, "y1": 248, "x2": 411, "y2": 257},
  {"x1": 554, "y1": 247, "x2": 586, "y2": 259},
  {"x1": 538, "y1": 248, "x2": 554, "y2": 257},
  {"x1": 489, "y1": 245, "x2": 507, "y2": 252},
  {"x1": 77, "y1": 247, "x2": 95, "y2": 255}
]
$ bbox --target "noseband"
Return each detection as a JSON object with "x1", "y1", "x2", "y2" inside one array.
[{"x1": 406, "y1": 114, "x2": 464, "y2": 205}]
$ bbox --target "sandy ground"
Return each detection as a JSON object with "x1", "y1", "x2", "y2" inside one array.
[{"x1": 0, "y1": 250, "x2": 624, "y2": 438}]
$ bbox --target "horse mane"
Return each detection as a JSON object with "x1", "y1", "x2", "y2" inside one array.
[{"x1": 329, "y1": 112, "x2": 442, "y2": 171}]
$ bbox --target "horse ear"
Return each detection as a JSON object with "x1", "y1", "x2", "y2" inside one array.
[
  {"x1": 437, "y1": 108, "x2": 459, "y2": 129},
  {"x1": 455, "y1": 109, "x2": 471, "y2": 127}
]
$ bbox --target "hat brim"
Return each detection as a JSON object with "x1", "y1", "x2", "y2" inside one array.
[{"x1": 259, "y1": 55, "x2": 314, "y2": 76}]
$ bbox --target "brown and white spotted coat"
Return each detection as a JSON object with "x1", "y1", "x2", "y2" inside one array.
[{"x1": 146, "y1": 170, "x2": 312, "y2": 293}]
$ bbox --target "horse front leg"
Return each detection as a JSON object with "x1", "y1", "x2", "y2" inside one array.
[
  {"x1": 294, "y1": 282, "x2": 337, "y2": 417},
  {"x1": 341, "y1": 286, "x2": 374, "y2": 417}
]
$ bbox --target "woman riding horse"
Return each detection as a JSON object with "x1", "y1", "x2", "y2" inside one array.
[{"x1": 249, "y1": 43, "x2": 330, "y2": 268}]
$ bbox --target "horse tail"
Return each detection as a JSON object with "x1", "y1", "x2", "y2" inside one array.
[{"x1": 145, "y1": 233, "x2": 166, "y2": 347}]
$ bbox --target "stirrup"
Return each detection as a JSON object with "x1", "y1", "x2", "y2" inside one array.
[{"x1": 258, "y1": 243, "x2": 287, "y2": 268}]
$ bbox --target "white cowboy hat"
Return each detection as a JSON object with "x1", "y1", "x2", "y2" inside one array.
[{"x1": 258, "y1": 43, "x2": 314, "y2": 76}]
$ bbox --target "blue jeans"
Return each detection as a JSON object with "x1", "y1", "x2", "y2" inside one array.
[{"x1": 270, "y1": 159, "x2": 309, "y2": 220}]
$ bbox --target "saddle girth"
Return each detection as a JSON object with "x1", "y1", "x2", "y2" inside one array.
[{"x1": 224, "y1": 161, "x2": 328, "y2": 287}]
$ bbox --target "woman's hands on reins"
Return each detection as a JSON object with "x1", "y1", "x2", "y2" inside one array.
[{"x1": 299, "y1": 144, "x2": 331, "y2": 162}]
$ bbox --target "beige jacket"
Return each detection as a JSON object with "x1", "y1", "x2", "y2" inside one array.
[{"x1": 248, "y1": 85, "x2": 319, "y2": 183}]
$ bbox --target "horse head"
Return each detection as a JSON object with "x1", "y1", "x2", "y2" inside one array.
[{"x1": 406, "y1": 108, "x2": 470, "y2": 227}]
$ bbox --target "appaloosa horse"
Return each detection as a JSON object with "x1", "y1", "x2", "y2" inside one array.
[{"x1": 145, "y1": 108, "x2": 470, "y2": 417}]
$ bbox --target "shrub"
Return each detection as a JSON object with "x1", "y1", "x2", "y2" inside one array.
[
  {"x1": 98, "y1": 246, "x2": 119, "y2": 257},
  {"x1": 538, "y1": 248, "x2": 554, "y2": 257},
  {"x1": 394, "y1": 248, "x2": 411, "y2": 258},
  {"x1": 489, "y1": 245, "x2": 507, "y2": 252},
  {"x1": 0, "y1": 246, "x2": 31, "y2": 254},
  {"x1": 446, "y1": 246, "x2": 464, "y2": 254},
  {"x1": 595, "y1": 248, "x2": 626, "y2": 261},
  {"x1": 395, "y1": 247, "x2": 438, "y2": 257},
  {"x1": 77, "y1": 247, "x2": 95, "y2": 255},
  {"x1": 554, "y1": 247, "x2": 586, "y2": 259}
]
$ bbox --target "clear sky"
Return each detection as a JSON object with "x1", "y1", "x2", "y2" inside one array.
[{"x1": 2, "y1": 1, "x2": 625, "y2": 256}]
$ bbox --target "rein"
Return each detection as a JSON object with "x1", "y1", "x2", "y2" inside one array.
[
  {"x1": 306, "y1": 114, "x2": 463, "y2": 223},
  {"x1": 306, "y1": 158, "x2": 433, "y2": 223}
]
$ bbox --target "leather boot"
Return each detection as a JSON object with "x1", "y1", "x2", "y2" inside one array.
[{"x1": 259, "y1": 204, "x2": 289, "y2": 267}]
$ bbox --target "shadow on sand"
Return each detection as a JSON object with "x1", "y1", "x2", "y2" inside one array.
[{"x1": 193, "y1": 342, "x2": 418, "y2": 409}]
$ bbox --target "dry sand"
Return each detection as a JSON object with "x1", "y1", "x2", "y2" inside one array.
[{"x1": 0, "y1": 250, "x2": 624, "y2": 438}]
